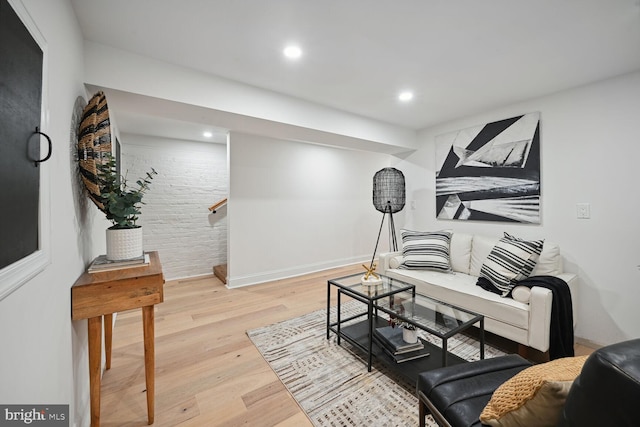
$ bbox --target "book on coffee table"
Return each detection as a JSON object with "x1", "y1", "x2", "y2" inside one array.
[
  {"x1": 374, "y1": 326, "x2": 424, "y2": 355},
  {"x1": 381, "y1": 343, "x2": 430, "y2": 363}
]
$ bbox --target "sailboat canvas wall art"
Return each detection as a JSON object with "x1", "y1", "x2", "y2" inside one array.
[{"x1": 435, "y1": 112, "x2": 541, "y2": 223}]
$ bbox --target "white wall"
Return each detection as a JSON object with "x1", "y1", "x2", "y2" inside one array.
[
  {"x1": 0, "y1": 1, "x2": 106, "y2": 426},
  {"x1": 396, "y1": 71, "x2": 640, "y2": 347},
  {"x1": 227, "y1": 132, "x2": 392, "y2": 287},
  {"x1": 120, "y1": 134, "x2": 228, "y2": 280}
]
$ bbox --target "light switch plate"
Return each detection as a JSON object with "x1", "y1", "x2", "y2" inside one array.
[{"x1": 576, "y1": 203, "x2": 590, "y2": 219}]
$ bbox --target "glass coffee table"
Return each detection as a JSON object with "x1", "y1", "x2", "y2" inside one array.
[{"x1": 327, "y1": 273, "x2": 485, "y2": 383}]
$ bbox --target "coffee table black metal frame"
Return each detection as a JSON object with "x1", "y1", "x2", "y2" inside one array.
[
  {"x1": 327, "y1": 273, "x2": 485, "y2": 383},
  {"x1": 327, "y1": 273, "x2": 414, "y2": 372}
]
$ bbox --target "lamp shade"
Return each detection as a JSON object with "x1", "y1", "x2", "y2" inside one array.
[{"x1": 373, "y1": 167, "x2": 405, "y2": 213}]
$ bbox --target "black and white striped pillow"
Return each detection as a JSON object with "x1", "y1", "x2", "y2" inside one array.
[
  {"x1": 479, "y1": 233, "x2": 544, "y2": 297},
  {"x1": 399, "y1": 230, "x2": 452, "y2": 272}
]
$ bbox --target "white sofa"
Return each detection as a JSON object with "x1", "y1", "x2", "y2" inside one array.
[{"x1": 378, "y1": 232, "x2": 577, "y2": 353}]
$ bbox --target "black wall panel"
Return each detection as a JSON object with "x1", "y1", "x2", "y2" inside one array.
[{"x1": 0, "y1": 0, "x2": 43, "y2": 269}]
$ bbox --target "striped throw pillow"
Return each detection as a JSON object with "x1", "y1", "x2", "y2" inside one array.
[
  {"x1": 480, "y1": 233, "x2": 544, "y2": 297},
  {"x1": 399, "y1": 230, "x2": 452, "y2": 272}
]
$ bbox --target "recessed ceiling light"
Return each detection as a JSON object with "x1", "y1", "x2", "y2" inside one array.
[
  {"x1": 398, "y1": 91, "x2": 414, "y2": 102},
  {"x1": 283, "y1": 45, "x2": 302, "y2": 59},
  {"x1": 203, "y1": 131, "x2": 213, "y2": 138}
]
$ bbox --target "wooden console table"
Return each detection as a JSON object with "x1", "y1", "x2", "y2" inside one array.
[{"x1": 72, "y1": 251, "x2": 164, "y2": 427}]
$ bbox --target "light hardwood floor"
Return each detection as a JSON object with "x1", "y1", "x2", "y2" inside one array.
[
  {"x1": 99, "y1": 264, "x2": 593, "y2": 426},
  {"x1": 100, "y1": 264, "x2": 361, "y2": 426}
]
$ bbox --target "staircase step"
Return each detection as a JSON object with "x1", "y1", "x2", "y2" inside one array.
[{"x1": 213, "y1": 264, "x2": 227, "y2": 284}]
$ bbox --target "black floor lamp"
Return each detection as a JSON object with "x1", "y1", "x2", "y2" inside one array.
[{"x1": 363, "y1": 167, "x2": 405, "y2": 283}]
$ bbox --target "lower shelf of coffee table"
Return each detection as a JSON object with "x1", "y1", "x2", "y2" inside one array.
[{"x1": 338, "y1": 317, "x2": 467, "y2": 385}]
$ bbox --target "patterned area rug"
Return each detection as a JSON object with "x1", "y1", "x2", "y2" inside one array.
[{"x1": 247, "y1": 301, "x2": 507, "y2": 426}]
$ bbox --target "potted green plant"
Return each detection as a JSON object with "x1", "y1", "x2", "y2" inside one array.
[{"x1": 96, "y1": 154, "x2": 157, "y2": 260}]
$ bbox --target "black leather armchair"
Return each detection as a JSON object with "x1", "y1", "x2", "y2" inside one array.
[
  {"x1": 417, "y1": 339, "x2": 640, "y2": 427},
  {"x1": 417, "y1": 355, "x2": 532, "y2": 427},
  {"x1": 557, "y1": 338, "x2": 640, "y2": 426}
]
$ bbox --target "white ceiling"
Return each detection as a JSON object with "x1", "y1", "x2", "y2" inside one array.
[{"x1": 71, "y1": 0, "x2": 640, "y2": 140}]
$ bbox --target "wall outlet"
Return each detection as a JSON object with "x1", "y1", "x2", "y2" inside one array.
[
  {"x1": 410, "y1": 200, "x2": 416, "y2": 210},
  {"x1": 576, "y1": 203, "x2": 590, "y2": 219}
]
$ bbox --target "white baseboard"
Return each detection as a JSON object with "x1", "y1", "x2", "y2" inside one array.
[
  {"x1": 167, "y1": 272, "x2": 217, "y2": 283},
  {"x1": 226, "y1": 256, "x2": 368, "y2": 288}
]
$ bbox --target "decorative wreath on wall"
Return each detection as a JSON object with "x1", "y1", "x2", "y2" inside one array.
[{"x1": 77, "y1": 91, "x2": 112, "y2": 213}]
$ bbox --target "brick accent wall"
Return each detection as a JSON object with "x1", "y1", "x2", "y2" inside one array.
[{"x1": 121, "y1": 135, "x2": 228, "y2": 280}]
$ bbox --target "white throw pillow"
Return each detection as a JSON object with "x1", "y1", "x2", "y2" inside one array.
[
  {"x1": 450, "y1": 233, "x2": 473, "y2": 274},
  {"x1": 531, "y1": 241, "x2": 561, "y2": 276},
  {"x1": 479, "y1": 233, "x2": 544, "y2": 297},
  {"x1": 389, "y1": 255, "x2": 403, "y2": 269},
  {"x1": 511, "y1": 286, "x2": 532, "y2": 303},
  {"x1": 399, "y1": 229, "x2": 453, "y2": 272},
  {"x1": 470, "y1": 235, "x2": 501, "y2": 276}
]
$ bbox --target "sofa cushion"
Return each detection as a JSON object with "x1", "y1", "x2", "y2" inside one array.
[
  {"x1": 385, "y1": 269, "x2": 530, "y2": 329},
  {"x1": 470, "y1": 235, "x2": 500, "y2": 276},
  {"x1": 398, "y1": 229, "x2": 452, "y2": 272},
  {"x1": 450, "y1": 232, "x2": 473, "y2": 274},
  {"x1": 531, "y1": 241, "x2": 562, "y2": 276},
  {"x1": 480, "y1": 355, "x2": 588, "y2": 427},
  {"x1": 479, "y1": 233, "x2": 544, "y2": 297}
]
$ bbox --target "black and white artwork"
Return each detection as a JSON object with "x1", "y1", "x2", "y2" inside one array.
[{"x1": 435, "y1": 112, "x2": 540, "y2": 223}]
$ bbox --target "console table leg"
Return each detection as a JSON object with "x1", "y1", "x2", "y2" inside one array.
[
  {"x1": 104, "y1": 314, "x2": 113, "y2": 370},
  {"x1": 142, "y1": 305, "x2": 155, "y2": 425},
  {"x1": 88, "y1": 316, "x2": 102, "y2": 427}
]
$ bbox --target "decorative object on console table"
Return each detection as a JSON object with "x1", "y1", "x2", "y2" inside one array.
[
  {"x1": 88, "y1": 252, "x2": 150, "y2": 273},
  {"x1": 97, "y1": 152, "x2": 157, "y2": 260},
  {"x1": 97, "y1": 153, "x2": 157, "y2": 260},
  {"x1": 105, "y1": 226, "x2": 143, "y2": 261},
  {"x1": 362, "y1": 167, "x2": 405, "y2": 285},
  {"x1": 77, "y1": 91, "x2": 113, "y2": 211},
  {"x1": 77, "y1": 92, "x2": 158, "y2": 261}
]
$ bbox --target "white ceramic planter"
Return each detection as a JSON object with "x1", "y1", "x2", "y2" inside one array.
[
  {"x1": 106, "y1": 227, "x2": 143, "y2": 261},
  {"x1": 402, "y1": 327, "x2": 418, "y2": 344}
]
